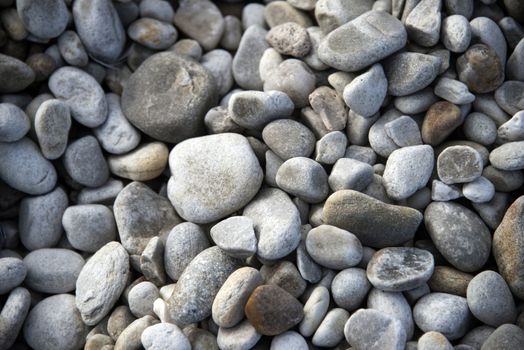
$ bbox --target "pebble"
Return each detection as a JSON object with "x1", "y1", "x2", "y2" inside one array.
[
  {"x1": 470, "y1": 17, "x2": 507, "y2": 63},
  {"x1": 367, "y1": 247, "x2": 434, "y2": 292},
  {"x1": 428, "y1": 266, "x2": 473, "y2": 297},
  {"x1": 128, "y1": 281, "x2": 159, "y2": 318},
  {"x1": 345, "y1": 145, "x2": 377, "y2": 164},
  {"x1": 23, "y1": 294, "x2": 88, "y2": 350},
  {"x1": 323, "y1": 190, "x2": 423, "y2": 248},
  {"x1": 262, "y1": 260, "x2": 306, "y2": 299},
  {"x1": 174, "y1": 0, "x2": 224, "y2": 51},
  {"x1": 441, "y1": 15, "x2": 471, "y2": 52},
  {"x1": 297, "y1": 241, "x2": 322, "y2": 284},
  {"x1": 480, "y1": 324, "x2": 524, "y2": 350},
  {"x1": 72, "y1": 0, "x2": 126, "y2": 63},
  {"x1": 141, "y1": 323, "x2": 190, "y2": 350},
  {"x1": 276, "y1": 157, "x2": 329, "y2": 203},
  {"x1": 1, "y1": 7, "x2": 28, "y2": 41},
  {"x1": 221, "y1": 16, "x2": 242, "y2": 51},
  {"x1": 167, "y1": 246, "x2": 241, "y2": 325},
  {"x1": 63, "y1": 136, "x2": 109, "y2": 188},
  {"x1": 0, "y1": 287, "x2": 31, "y2": 349},
  {"x1": 62, "y1": 204, "x2": 116, "y2": 253},
  {"x1": 463, "y1": 112, "x2": 497, "y2": 145},
  {"x1": 394, "y1": 87, "x2": 439, "y2": 114},
  {"x1": 57, "y1": 31, "x2": 89, "y2": 67},
  {"x1": 434, "y1": 78, "x2": 476, "y2": 105},
  {"x1": 418, "y1": 331, "x2": 453, "y2": 350},
  {"x1": 114, "y1": 315, "x2": 159, "y2": 350},
  {"x1": 328, "y1": 158, "x2": 374, "y2": 192},
  {"x1": 384, "y1": 115, "x2": 422, "y2": 147},
  {"x1": 368, "y1": 289, "x2": 414, "y2": 340},
  {"x1": 472, "y1": 192, "x2": 511, "y2": 230},
  {"x1": 331, "y1": 268, "x2": 371, "y2": 311},
  {"x1": 493, "y1": 195, "x2": 524, "y2": 299},
  {"x1": 0, "y1": 137, "x2": 56, "y2": 195},
  {"x1": 212, "y1": 267, "x2": 263, "y2": 328},
  {"x1": 266, "y1": 22, "x2": 311, "y2": 57},
  {"x1": 456, "y1": 44, "x2": 504, "y2": 93},
  {"x1": 271, "y1": 331, "x2": 307, "y2": 349},
  {"x1": 298, "y1": 286, "x2": 329, "y2": 337},
  {"x1": 140, "y1": 237, "x2": 166, "y2": 286},
  {"x1": 384, "y1": 52, "x2": 441, "y2": 96},
  {"x1": 128, "y1": 18, "x2": 177, "y2": 50},
  {"x1": 210, "y1": 216, "x2": 257, "y2": 259},
  {"x1": 108, "y1": 142, "x2": 168, "y2": 181},
  {"x1": 263, "y1": 119, "x2": 315, "y2": 160},
  {"x1": 383, "y1": 145, "x2": 434, "y2": 201},
  {"x1": 425, "y1": 202, "x2": 491, "y2": 272},
  {"x1": 495, "y1": 81, "x2": 524, "y2": 116},
  {"x1": 75, "y1": 242, "x2": 130, "y2": 326},
  {"x1": 233, "y1": 25, "x2": 268, "y2": 90},
  {"x1": 507, "y1": 39, "x2": 524, "y2": 81},
  {"x1": 0, "y1": 53, "x2": 35, "y2": 93},
  {"x1": 23, "y1": 248, "x2": 84, "y2": 294},
  {"x1": 405, "y1": 0, "x2": 442, "y2": 47},
  {"x1": 114, "y1": 181, "x2": 181, "y2": 256},
  {"x1": 0, "y1": 257, "x2": 26, "y2": 294},
  {"x1": 243, "y1": 187, "x2": 302, "y2": 261},
  {"x1": 344, "y1": 308, "x2": 407, "y2": 350},
  {"x1": 264, "y1": 1, "x2": 313, "y2": 28},
  {"x1": 245, "y1": 284, "x2": 304, "y2": 336},
  {"x1": 306, "y1": 225, "x2": 363, "y2": 269},
  {"x1": 312, "y1": 308, "x2": 349, "y2": 347},
  {"x1": 489, "y1": 141, "x2": 524, "y2": 171},
  {"x1": 139, "y1": 0, "x2": 174, "y2": 22},
  {"x1": 318, "y1": 11, "x2": 407, "y2": 72},
  {"x1": 107, "y1": 306, "x2": 136, "y2": 341},
  {"x1": 498, "y1": 110, "x2": 524, "y2": 142},
  {"x1": 462, "y1": 176, "x2": 495, "y2": 203},
  {"x1": 168, "y1": 133, "x2": 263, "y2": 224},
  {"x1": 201, "y1": 49, "x2": 234, "y2": 97},
  {"x1": 413, "y1": 292, "x2": 471, "y2": 340},
  {"x1": 170, "y1": 39, "x2": 203, "y2": 61},
  {"x1": 310, "y1": 87, "x2": 347, "y2": 131},
  {"x1": 437, "y1": 145, "x2": 483, "y2": 184},
  {"x1": 0, "y1": 103, "x2": 30, "y2": 142},
  {"x1": 34, "y1": 99, "x2": 71, "y2": 159},
  {"x1": 217, "y1": 319, "x2": 262, "y2": 350},
  {"x1": 48, "y1": 67, "x2": 107, "y2": 128},
  {"x1": 304, "y1": 26, "x2": 328, "y2": 70},
  {"x1": 466, "y1": 270, "x2": 517, "y2": 327}
]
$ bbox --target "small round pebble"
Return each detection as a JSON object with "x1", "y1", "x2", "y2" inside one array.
[
  {"x1": 0, "y1": 103, "x2": 30, "y2": 142},
  {"x1": 463, "y1": 112, "x2": 497, "y2": 145},
  {"x1": 210, "y1": 216, "x2": 257, "y2": 259},
  {"x1": 128, "y1": 18, "x2": 177, "y2": 50},
  {"x1": 462, "y1": 176, "x2": 495, "y2": 203},
  {"x1": 128, "y1": 281, "x2": 159, "y2": 318},
  {"x1": 266, "y1": 22, "x2": 310, "y2": 57},
  {"x1": 141, "y1": 323, "x2": 190, "y2": 350},
  {"x1": 276, "y1": 157, "x2": 329, "y2": 203},
  {"x1": 217, "y1": 319, "x2": 262, "y2": 350},
  {"x1": 437, "y1": 145, "x2": 483, "y2": 184},
  {"x1": 312, "y1": 308, "x2": 349, "y2": 347},
  {"x1": 270, "y1": 331, "x2": 308, "y2": 350},
  {"x1": 331, "y1": 268, "x2": 371, "y2": 311},
  {"x1": 108, "y1": 142, "x2": 168, "y2": 181},
  {"x1": 34, "y1": 99, "x2": 71, "y2": 159}
]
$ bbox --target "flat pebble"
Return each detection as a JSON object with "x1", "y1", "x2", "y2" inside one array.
[
  {"x1": 217, "y1": 319, "x2": 262, "y2": 350},
  {"x1": 385, "y1": 52, "x2": 441, "y2": 96},
  {"x1": 434, "y1": 78, "x2": 476, "y2": 105},
  {"x1": 276, "y1": 157, "x2": 329, "y2": 203},
  {"x1": 63, "y1": 136, "x2": 109, "y2": 188},
  {"x1": 428, "y1": 266, "x2": 473, "y2": 297},
  {"x1": 437, "y1": 145, "x2": 483, "y2": 184},
  {"x1": 140, "y1": 237, "x2": 166, "y2": 286},
  {"x1": 489, "y1": 141, "x2": 524, "y2": 170},
  {"x1": 128, "y1": 18, "x2": 177, "y2": 50},
  {"x1": 201, "y1": 49, "x2": 234, "y2": 98},
  {"x1": 0, "y1": 287, "x2": 31, "y2": 349},
  {"x1": 457, "y1": 44, "x2": 504, "y2": 93},
  {"x1": 312, "y1": 308, "x2": 349, "y2": 347},
  {"x1": 270, "y1": 331, "x2": 307, "y2": 350},
  {"x1": 331, "y1": 268, "x2": 371, "y2": 311},
  {"x1": 462, "y1": 176, "x2": 495, "y2": 203},
  {"x1": 233, "y1": 25, "x2": 268, "y2": 90},
  {"x1": 141, "y1": 323, "x2": 190, "y2": 350},
  {"x1": 384, "y1": 115, "x2": 422, "y2": 147},
  {"x1": 470, "y1": 16, "x2": 507, "y2": 63},
  {"x1": 139, "y1": 0, "x2": 173, "y2": 22},
  {"x1": 441, "y1": 15, "x2": 471, "y2": 52},
  {"x1": 128, "y1": 281, "x2": 159, "y2": 318},
  {"x1": 299, "y1": 286, "x2": 330, "y2": 337},
  {"x1": 210, "y1": 216, "x2": 257, "y2": 259},
  {"x1": 34, "y1": 99, "x2": 71, "y2": 159},
  {"x1": 314, "y1": 131, "x2": 347, "y2": 164},
  {"x1": 0, "y1": 103, "x2": 30, "y2": 142},
  {"x1": 329, "y1": 158, "x2": 374, "y2": 192}
]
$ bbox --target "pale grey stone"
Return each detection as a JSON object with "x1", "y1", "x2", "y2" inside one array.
[
  {"x1": 329, "y1": 158, "x2": 374, "y2": 192},
  {"x1": 276, "y1": 157, "x2": 329, "y2": 204},
  {"x1": 462, "y1": 176, "x2": 495, "y2": 203},
  {"x1": 170, "y1": 39, "x2": 202, "y2": 61},
  {"x1": 507, "y1": 38, "x2": 524, "y2": 81},
  {"x1": 460, "y1": 326, "x2": 495, "y2": 349},
  {"x1": 63, "y1": 136, "x2": 109, "y2": 188},
  {"x1": 473, "y1": 93, "x2": 510, "y2": 127},
  {"x1": 368, "y1": 109, "x2": 403, "y2": 157},
  {"x1": 343, "y1": 63, "x2": 387, "y2": 117},
  {"x1": 394, "y1": 87, "x2": 439, "y2": 114},
  {"x1": 489, "y1": 141, "x2": 524, "y2": 170},
  {"x1": 431, "y1": 180, "x2": 461, "y2": 201},
  {"x1": 210, "y1": 216, "x2": 257, "y2": 259},
  {"x1": 220, "y1": 15, "x2": 242, "y2": 51},
  {"x1": 310, "y1": 86, "x2": 347, "y2": 131},
  {"x1": 264, "y1": 1, "x2": 313, "y2": 28},
  {"x1": 34, "y1": 99, "x2": 71, "y2": 159},
  {"x1": 304, "y1": 27, "x2": 329, "y2": 70},
  {"x1": 128, "y1": 281, "x2": 159, "y2": 318},
  {"x1": 16, "y1": 0, "x2": 68, "y2": 39},
  {"x1": 0, "y1": 103, "x2": 30, "y2": 142},
  {"x1": 114, "y1": 315, "x2": 159, "y2": 350},
  {"x1": 263, "y1": 119, "x2": 316, "y2": 160},
  {"x1": 76, "y1": 178, "x2": 123, "y2": 205},
  {"x1": 470, "y1": 16, "x2": 507, "y2": 63},
  {"x1": 418, "y1": 331, "x2": 453, "y2": 350},
  {"x1": 233, "y1": 25, "x2": 269, "y2": 90},
  {"x1": 331, "y1": 268, "x2": 371, "y2": 310},
  {"x1": 315, "y1": 0, "x2": 374, "y2": 33},
  {"x1": 405, "y1": 0, "x2": 442, "y2": 47},
  {"x1": 140, "y1": 237, "x2": 166, "y2": 287},
  {"x1": 139, "y1": 0, "x2": 174, "y2": 22},
  {"x1": 498, "y1": 110, "x2": 524, "y2": 142},
  {"x1": 312, "y1": 308, "x2": 349, "y2": 347},
  {"x1": 463, "y1": 112, "x2": 497, "y2": 145},
  {"x1": 444, "y1": 0, "x2": 473, "y2": 18},
  {"x1": 174, "y1": 0, "x2": 224, "y2": 50},
  {"x1": 217, "y1": 319, "x2": 261, "y2": 350},
  {"x1": 314, "y1": 131, "x2": 347, "y2": 164},
  {"x1": 0, "y1": 258, "x2": 26, "y2": 294},
  {"x1": 0, "y1": 287, "x2": 31, "y2": 349},
  {"x1": 495, "y1": 81, "x2": 524, "y2": 116},
  {"x1": 201, "y1": 49, "x2": 234, "y2": 97},
  {"x1": 437, "y1": 145, "x2": 483, "y2": 184},
  {"x1": 441, "y1": 15, "x2": 471, "y2": 52},
  {"x1": 128, "y1": 18, "x2": 177, "y2": 50},
  {"x1": 347, "y1": 110, "x2": 379, "y2": 146},
  {"x1": 368, "y1": 288, "x2": 415, "y2": 340},
  {"x1": 266, "y1": 22, "x2": 311, "y2": 57},
  {"x1": 141, "y1": 323, "x2": 190, "y2": 350},
  {"x1": 57, "y1": 31, "x2": 88, "y2": 67},
  {"x1": 271, "y1": 331, "x2": 307, "y2": 349},
  {"x1": 384, "y1": 116, "x2": 422, "y2": 147},
  {"x1": 385, "y1": 52, "x2": 441, "y2": 96},
  {"x1": 481, "y1": 324, "x2": 524, "y2": 350},
  {"x1": 299, "y1": 286, "x2": 330, "y2": 337},
  {"x1": 434, "y1": 78, "x2": 476, "y2": 105},
  {"x1": 345, "y1": 145, "x2": 377, "y2": 165}
]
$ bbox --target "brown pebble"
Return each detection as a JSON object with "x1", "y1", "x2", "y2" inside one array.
[
  {"x1": 456, "y1": 44, "x2": 504, "y2": 94},
  {"x1": 26, "y1": 53, "x2": 56, "y2": 82},
  {"x1": 427, "y1": 266, "x2": 473, "y2": 297},
  {"x1": 260, "y1": 261, "x2": 307, "y2": 298},
  {"x1": 245, "y1": 284, "x2": 304, "y2": 336},
  {"x1": 421, "y1": 101, "x2": 462, "y2": 146}
]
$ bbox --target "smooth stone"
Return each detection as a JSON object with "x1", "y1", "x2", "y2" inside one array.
[
  {"x1": 168, "y1": 133, "x2": 263, "y2": 224},
  {"x1": 495, "y1": 81, "x2": 524, "y2": 116},
  {"x1": 367, "y1": 247, "x2": 434, "y2": 292},
  {"x1": 394, "y1": 87, "x2": 439, "y2": 115},
  {"x1": 77, "y1": 178, "x2": 124, "y2": 205},
  {"x1": 296, "y1": 241, "x2": 322, "y2": 284},
  {"x1": 472, "y1": 93, "x2": 510, "y2": 127},
  {"x1": 23, "y1": 248, "x2": 84, "y2": 294},
  {"x1": 481, "y1": 324, "x2": 524, "y2": 350},
  {"x1": 368, "y1": 289, "x2": 414, "y2": 340},
  {"x1": 174, "y1": 0, "x2": 224, "y2": 51},
  {"x1": 384, "y1": 115, "x2": 422, "y2": 147},
  {"x1": 457, "y1": 44, "x2": 504, "y2": 94},
  {"x1": 57, "y1": 31, "x2": 88, "y2": 67},
  {"x1": 48, "y1": 67, "x2": 107, "y2": 128},
  {"x1": 73, "y1": 0, "x2": 125, "y2": 63},
  {"x1": 217, "y1": 319, "x2": 262, "y2": 350},
  {"x1": 315, "y1": 0, "x2": 374, "y2": 32},
  {"x1": 309, "y1": 86, "x2": 347, "y2": 131},
  {"x1": 344, "y1": 309, "x2": 407, "y2": 350},
  {"x1": 34, "y1": 99, "x2": 71, "y2": 159},
  {"x1": 62, "y1": 204, "x2": 116, "y2": 253},
  {"x1": 428, "y1": 266, "x2": 473, "y2": 297},
  {"x1": 331, "y1": 268, "x2": 371, "y2": 311},
  {"x1": 490, "y1": 141, "x2": 524, "y2": 171},
  {"x1": 413, "y1": 293, "x2": 471, "y2": 340},
  {"x1": 128, "y1": 18, "x2": 177, "y2": 50},
  {"x1": 418, "y1": 331, "x2": 453, "y2": 350},
  {"x1": 498, "y1": 110, "x2": 524, "y2": 142},
  {"x1": 0, "y1": 258, "x2": 26, "y2": 294},
  {"x1": 167, "y1": 247, "x2": 241, "y2": 325},
  {"x1": 263, "y1": 119, "x2": 315, "y2": 160},
  {"x1": 63, "y1": 136, "x2": 109, "y2": 188},
  {"x1": 304, "y1": 26, "x2": 328, "y2": 70},
  {"x1": 140, "y1": 237, "x2": 166, "y2": 286},
  {"x1": 461, "y1": 326, "x2": 495, "y2": 349},
  {"x1": 463, "y1": 112, "x2": 497, "y2": 145},
  {"x1": 201, "y1": 49, "x2": 234, "y2": 97},
  {"x1": 141, "y1": 323, "x2": 190, "y2": 350},
  {"x1": 210, "y1": 216, "x2": 257, "y2": 259},
  {"x1": 0, "y1": 103, "x2": 30, "y2": 142},
  {"x1": 507, "y1": 39, "x2": 524, "y2": 81},
  {"x1": 107, "y1": 306, "x2": 136, "y2": 341},
  {"x1": 233, "y1": 25, "x2": 268, "y2": 90},
  {"x1": 75, "y1": 242, "x2": 130, "y2": 326},
  {"x1": 243, "y1": 187, "x2": 302, "y2": 261},
  {"x1": 384, "y1": 52, "x2": 441, "y2": 96},
  {"x1": 493, "y1": 195, "x2": 524, "y2": 299},
  {"x1": 470, "y1": 17, "x2": 507, "y2": 63},
  {"x1": 437, "y1": 146, "x2": 483, "y2": 184},
  {"x1": 16, "y1": 0, "x2": 67, "y2": 39},
  {"x1": 271, "y1": 331, "x2": 307, "y2": 350},
  {"x1": 323, "y1": 190, "x2": 423, "y2": 248},
  {"x1": 93, "y1": 93, "x2": 141, "y2": 155},
  {"x1": 425, "y1": 202, "x2": 491, "y2": 273},
  {"x1": 329, "y1": 158, "x2": 374, "y2": 192},
  {"x1": 299, "y1": 286, "x2": 330, "y2": 337},
  {"x1": 170, "y1": 39, "x2": 202, "y2": 61},
  {"x1": 266, "y1": 22, "x2": 310, "y2": 57},
  {"x1": 472, "y1": 192, "x2": 511, "y2": 230},
  {"x1": 221, "y1": 15, "x2": 242, "y2": 51},
  {"x1": 0, "y1": 53, "x2": 35, "y2": 93},
  {"x1": 342, "y1": 63, "x2": 387, "y2": 117},
  {"x1": 466, "y1": 270, "x2": 517, "y2": 327},
  {"x1": 212, "y1": 267, "x2": 263, "y2": 328},
  {"x1": 434, "y1": 78, "x2": 476, "y2": 105},
  {"x1": 114, "y1": 315, "x2": 159, "y2": 350},
  {"x1": 139, "y1": 0, "x2": 173, "y2": 22},
  {"x1": 204, "y1": 106, "x2": 243, "y2": 135},
  {"x1": 128, "y1": 281, "x2": 159, "y2": 318},
  {"x1": 314, "y1": 131, "x2": 348, "y2": 165},
  {"x1": 276, "y1": 157, "x2": 329, "y2": 203},
  {"x1": 260, "y1": 256, "x2": 306, "y2": 298},
  {"x1": 318, "y1": 11, "x2": 407, "y2": 72},
  {"x1": 383, "y1": 145, "x2": 434, "y2": 200},
  {"x1": 108, "y1": 142, "x2": 168, "y2": 181},
  {"x1": 462, "y1": 176, "x2": 495, "y2": 203},
  {"x1": 164, "y1": 222, "x2": 210, "y2": 281},
  {"x1": 306, "y1": 225, "x2": 363, "y2": 270},
  {"x1": 0, "y1": 287, "x2": 31, "y2": 349},
  {"x1": 0, "y1": 137, "x2": 56, "y2": 195},
  {"x1": 345, "y1": 145, "x2": 377, "y2": 164},
  {"x1": 245, "y1": 284, "x2": 304, "y2": 336},
  {"x1": 122, "y1": 52, "x2": 216, "y2": 143},
  {"x1": 405, "y1": 0, "x2": 442, "y2": 47},
  {"x1": 441, "y1": 15, "x2": 471, "y2": 52},
  {"x1": 114, "y1": 181, "x2": 181, "y2": 256},
  {"x1": 312, "y1": 308, "x2": 349, "y2": 347},
  {"x1": 264, "y1": 1, "x2": 313, "y2": 28}
]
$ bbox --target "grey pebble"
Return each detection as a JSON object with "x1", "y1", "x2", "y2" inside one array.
[
  {"x1": 220, "y1": 16, "x2": 242, "y2": 51},
  {"x1": 164, "y1": 222, "x2": 210, "y2": 281},
  {"x1": 204, "y1": 106, "x2": 243, "y2": 135},
  {"x1": 0, "y1": 102, "x2": 30, "y2": 142},
  {"x1": 431, "y1": 180, "x2": 462, "y2": 202},
  {"x1": 472, "y1": 192, "x2": 511, "y2": 230},
  {"x1": 489, "y1": 140, "x2": 524, "y2": 170},
  {"x1": 507, "y1": 38, "x2": 524, "y2": 81},
  {"x1": 63, "y1": 136, "x2": 109, "y2": 188},
  {"x1": 62, "y1": 204, "x2": 116, "y2": 253},
  {"x1": 299, "y1": 285, "x2": 330, "y2": 337},
  {"x1": 263, "y1": 119, "x2": 315, "y2": 160},
  {"x1": 76, "y1": 241, "x2": 130, "y2": 326},
  {"x1": 243, "y1": 187, "x2": 301, "y2": 261},
  {"x1": 480, "y1": 324, "x2": 524, "y2": 350},
  {"x1": 141, "y1": 323, "x2": 190, "y2": 350},
  {"x1": 201, "y1": 49, "x2": 234, "y2": 97},
  {"x1": 460, "y1": 325, "x2": 495, "y2": 349},
  {"x1": 34, "y1": 99, "x2": 71, "y2": 159},
  {"x1": 444, "y1": 0, "x2": 473, "y2": 18},
  {"x1": 418, "y1": 331, "x2": 454, "y2": 350},
  {"x1": 128, "y1": 281, "x2": 159, "y2": 318},
  {"x1": 210, "y1": 216, "x2": 257, "y2": 259},
  {"x1": 108, "y1": 142, "x2": 169, "y2": 181},
  {"x1": 470, "y1": 16, "x2": 507, "y2": 63},
  {"x1": 242, "y1": 3, "x2": 265, "y2": 29},
  {"x1": 271, "y1": 331, "x2": 307, "y2": 350},
  {"x1": 405, "y1": 0, "x2": 442, "y2": 47},
  {"x1": 385, "y1": 52, "x2": 441, "y2": 96},
  {"x1": 0, "y1": 53, "x2": 35, "y2": 93},
  {"x1": 139, "y1": 0, "x2": 173, "y2": 22},
  {"x1": 498, "y1": 110, "x2": 524, "y2": 142},
  {"x1": 217, "y1": 319, "x2": 261, "y2": 350},
  {"x1": 384, "y1": 115, "x2": 423, "y2": 147},
  {"x1": 73, "y1": 0, "x2": 126, "y2": 63},
  {"x1": 170, "y1": 39, "x2": 202, "y2": 61},
  {"x1": 434, "y1": 78, "x2": 476, "y2": 105},
  {"x1": 23, "y1": 248, "x2": 84, "y2": 294},
  {"x1": 457, "y1": 44, "x2": 504, "y2": 94},
  {"x1": 315, "y1": 132, "x2": 347, "y2": 165},
  {"x1": 368, "y1": 109, "x2": 402, "y2": 157},
  {"x1": 107, "y1": 306, "x2": 136, "y2": 341},
  {"x1": 266, "y1": 22, "x2": 310, "y2": 58},
  {"x1": 304, "y1": 26, "x2": 329, "y2": 70},
  {"x1": 264, "y1": 1, "x2": 313, "y2": 28},
  {"x1": 0, "y1": 137, "x2": 56, "y2": 195},
  {"x1": 0, "y1": 287, "x2": 31, "y2": 349},
  {"x1": 368, "y1": 288, "x2": 415, "y2": 340},
  {"x1": 77, "y1": 178, "x2": 123, "y2": 205},
  {"x1": 462, "y1": 176, "x2": 495, "y2": 203},
  {"x1": 345, "y1": 145, "x2": 377, "y2": 165},
  {"x1": 49, "y1": 67, "x2": 107, "y2": 128},
  {"x1": 472, "y1": 93, "x2": 510, "y2": 127},
  {"x1": 331, "y1": 267, "x2": 371, "y2": 311},
  {"x1": 437, "y1": 145, "x2": 483, "y2": 184},
  {"x1": 315, "y1": 0, "x2": 374, "y2": 33},
  {"x1": 441, "y1": 15, "x2": 471, "y2": 52},
  {"x1": 312, "y1": 308, "x2": 349, "y2": 347},
  {"x1": 233, "y1": 25, "x2": 268, "y2": 90},
  {"x1": 140, "y1": 237, "x2": 166, "y2": 286},
  {"x1": 309, "y1": 86, "x2": 347, "y2": 131},
  {"x1": 128, "y1": 18, "x2": 177, "y2": 50},
  {"x1": 0, "y1": 257, "x2": 26, "y2": 294},
  {"x1": 57, "y1": 31, "x2": 89, "y2": 67},
  {"x1": 261, "y1": 260, "x2": 306, "y2": 298},
  {"x1": 413, "y1": 292, "x2": 471, "y2": 340},
  {"x1": 114, "y1": 315, "x2": 159, "y2": 350},
  {"x1": 276, "y1": 157, "x2": 329, "y2": 204},
  {"x1": 296, "y1": 241, "x2": 322, "y2": 284},
  {"x1": 463, "y1": 112, "x2": 497, "y2": 145},
  {"x1": 318, "y1": 11, "x2": 407, "y2": 72},
  {"x1": 329, "y1": 158, "x2": 374, "y2": 192}
]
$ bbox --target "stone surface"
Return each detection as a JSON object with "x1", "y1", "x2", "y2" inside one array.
[
  {"x1": 0, "y1": 287, "x2": 31, "y2": 349},
  {"x1": 114, "y1": 315, "x2": 159, "y2": 350},
  {"x1": 384, "y1": 115, "x2": 422, "y2": 147},
  {"x1": 331, "y1": 268, "x2": 371, "y2": 311},
  {"x1": 128, "y1": 18, "x2": 177, "y2": 50},
  {"x1": 141, "y1": 323, "x2": 191, "y2": 350},
  {"x1": 0, "y1": 53, "x2": 35, "y2": 93},
  {"x1": 128, "y1": 281, "x2": 159, "y2": 318},
  {"x1": 368, "y1": 288, "x2": 414, "y2": 340},
  {"x1": 266, "y1": 22, "x2": 310, "y2": 57},
  {"x1": 434, "y1": 78, "x2": 476, "y2": 105},
  {"x1": 263, "y1": 119, "x2": 316, "y2": 160},
  {"x1": 0, "y1": 257, "x2": 26, "y2": 294},
  {"x1": 0, "y1": 103, "x2": 30, "y2": 143},
  {"x1": 490, "y1": 141, "x2": 524, "y2": 171},
  {"x1": 481, "y1": 324, "x2": 524, "y2": 350},
  {"x1": 233, "y1": 25, "x2": 268, "y2": 90},
  {"x1": 405, "y1": 0, "x2": 442, "y2": 47},
  {"x1": 418, "y1": 331, "x2": 453, "y2": 350},
  {"x1": 299, "y1": 286, "x2": 330, "y2": 337},
  {"x1": 342, "y1": 63, "x2": 387, "y2": 117},
  {"x1": 276, "y1": 157, "x2": 329, "y2": 203},
  {"x1": 441, "y1": 15, "x2": 471, "y2": 52},
  {"x1": 63, "y1": 136, "x2": 109, "y2": 188},
  {"x1": 108, "y1": 142, "x2": 168, "y2": 181},
  {"x1": 140, "y1": 237, "x2": 166, "y2": 286},
  {"x1": 34, "y1": 99, "x2": 71, "y2": 159},
  {"x1": 421, "y1": 101, "x2": 462, "y2": 146},
  {"x1": 384, "y1": 52, "x2": 441, "y2": 96},
  {"x1": 329, "y1": 158, "x2": 374, "y2": 192},
  {"x1": 428, "y1": 266, "x2": 473, "y2": 297},
  {"x1": 437, "y1": 146, "x2": 483, "y2": 184},
  {"x1": 16, "y1": 0, "x2": 67, "y2": 38},
  {"x1": 217, "y1": 319, "x2": 261, "y2": 350},
  {"x1": 312, "y1": 308, "x2": 349, "y2": 347},
  {"x1": 462, "y1": 176, "x2": 495, "y2": 203}
]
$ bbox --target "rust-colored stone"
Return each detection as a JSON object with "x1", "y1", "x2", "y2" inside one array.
[{"x1": 421, "y1": 101, "x2": 462, "y2": 146}]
